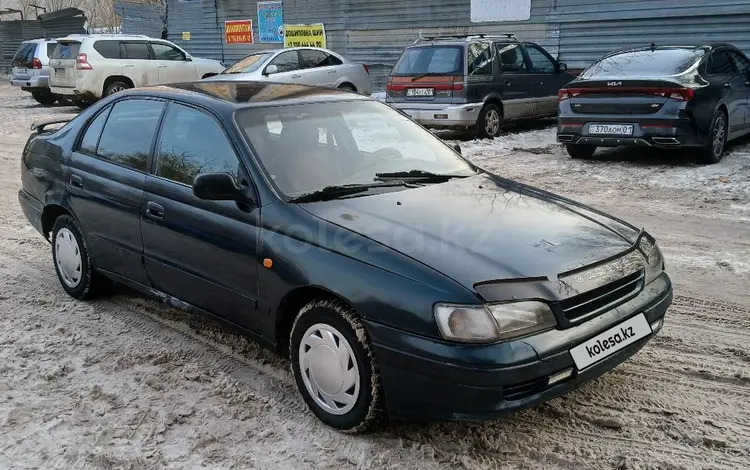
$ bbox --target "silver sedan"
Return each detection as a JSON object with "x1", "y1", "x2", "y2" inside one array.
[{"x1": 204, "y1": 47, "x2": 372, "y2": 95}]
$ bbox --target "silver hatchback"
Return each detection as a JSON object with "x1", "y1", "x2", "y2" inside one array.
[
  {"x1": 11, "y1": 38, "x2": 60, "y2": 106},
  {"x1": 205, "y1": 47, "x2": 372, "y2": 95}
]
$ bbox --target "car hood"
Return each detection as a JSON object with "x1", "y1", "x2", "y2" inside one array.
[{"x1": 301, "y1": 174, "x2": 640, "y2": 291}]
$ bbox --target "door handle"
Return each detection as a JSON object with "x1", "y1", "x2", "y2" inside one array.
[
  {"x1": 724, "y1": 83, "x2": 732, "y2": 89},
  {"x1": 158, "y1": 65, "x2": 167, "y2": 68},
  {"x1": 124, "y1": 64, "x2": 134, "y2": 68},
  {"x1": 69, "y1": 174, "x2": 83, "y2": 189},
  {"x1": 539, "y1": 81, "x2": 544, "y2": 85},
  {"x1": 328, "y1": 69, "x2": 337, "y2": 74},
  {"x1": 291, "y1": 74, "x2": 301, "y2": 78},
  {"x1": 145, "y1": 201, "x2": 164, "y2": 219},
  {"x1": 505, "y1": 81, "x2": 512, "y2": 86}
]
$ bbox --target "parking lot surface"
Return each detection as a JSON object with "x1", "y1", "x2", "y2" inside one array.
[{"x1": 1, "y1": 82, "x2": 748, "y2": 469}]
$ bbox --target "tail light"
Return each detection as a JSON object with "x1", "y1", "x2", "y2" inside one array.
[
  {"x1": 558, "y1": 87, "x2": 694, "y2": 102},
  {"x1": 386, "y1": 76, "x2": 393, "y2": 92},
  {"x1": 363, "y1": 64, "x2": 369, "y2": 74},
  {"x1": 76, "y1": 53, "x2": 93, "y2": 71},
  {"x1": 31, "y1": 58, "x2": 42, "y2": 69}
]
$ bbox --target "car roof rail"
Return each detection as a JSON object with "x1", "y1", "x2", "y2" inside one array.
[{"x1": 413, "y1": 33, "x2": 516, "y2": 44}]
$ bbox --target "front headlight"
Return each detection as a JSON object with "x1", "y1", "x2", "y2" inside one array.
[
  {"x1": 434, "y1": 301, "x2": 556, "y2": 343},
  {"x1": 639, "y1": 235, "x2": 664, "y2": 284}
]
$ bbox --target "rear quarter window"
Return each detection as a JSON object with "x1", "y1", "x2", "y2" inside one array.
[
  {"x1": 581, "y1": 49, "x2": 705, "y2": 78},
  {"x1": 94, "y1": 40, "x2": 121, "y2": 59},
  {"x1": 52, "y1": 42, "x2": 81, "y2": 60}
]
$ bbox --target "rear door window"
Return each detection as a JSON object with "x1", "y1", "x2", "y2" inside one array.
[
  {"x1": 496, "y1": 43, "x2": 527, "y2": 72},
  {"x1": 52, "y1": 42, "x2": 81, "y2": 60},
  {"x1": 706, "y1": 51, "x2": 736, "y2": 75},
  {"x1": 94, "y1": 40, "x2": 121, "y2": 59},
  {"x1": 95, "y1": 99, "x2": 166, "y2": 172},
  {"x1": 299, "y1": 49, "x2": 332, "y2": 69},
  {"x1": 121, "y1": 42, "x2": 151, "y2": 60},
  {"x1": 467, "y1": 42, "x2": 493, "y2": 76},
  {"x1": 392, "y1": 46, "x2": 463, "y2": 76}
]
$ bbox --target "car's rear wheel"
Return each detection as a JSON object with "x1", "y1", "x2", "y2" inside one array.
[
  {"x1": 56, "y1": 96, "x2": 74, "y2": 107},
  {"x1": 51, "y1": 215, "x2": 107, "y2": 300},
  {"x1": 565, "y1": 143, "x2": 597, "y2": 159},
  {"x1": 337, "y1": 83, "x2": 357, "y2": 93},
  {"x1": 104, "y1": 80, "x2": 131, "y2": 97},
  {"x1": 696, "y1": 109, "x2": 727, "y2": 164},
  {"x1": 31, "y1": 90, "x2": 56, "y2": 106},
  {"x1": 290, "y1": 299, "x2": 383, "y2": 433},
  {"x1": 475, "y1": 103, "x2": 502, "y2": 139}
]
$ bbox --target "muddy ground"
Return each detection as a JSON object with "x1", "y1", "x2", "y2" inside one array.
[{"x1": 0, "y1": 82, "x2": 748, "y2": 469}]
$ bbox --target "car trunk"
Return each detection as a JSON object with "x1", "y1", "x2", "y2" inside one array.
[
  {"x1": 562, "y1": 79, "x2": 694, "y2": 115},
  {"x1": 12, "y1": 43, "x2": 37, "y2": 80},
  {"x1": 49, "y1": 40, "x2": 82, "y2": 89},
  {"x1": 386, "y1": 45, "x2": 466, "y2": 104}
]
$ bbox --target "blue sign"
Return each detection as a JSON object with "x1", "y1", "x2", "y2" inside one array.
[{"x1": 257, "y1": 1, "x2": 283, "y2": 44}]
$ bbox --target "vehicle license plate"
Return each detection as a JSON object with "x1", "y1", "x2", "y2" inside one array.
[
  {"x1": 406, "y1": 88, "x2": 434, "y2": 97},
  {"x1": 16, "y1": 67, "x2": 27, "y2": 74},
  {"x1": 589, "y1": 124, "x2": 634, "y2": 135},
  {"x1": 569, "y1": 313, "x2": 652, "y2": 370},
  {"x1": 55, "y1": 68, "x2": 65, "y2": 77}
]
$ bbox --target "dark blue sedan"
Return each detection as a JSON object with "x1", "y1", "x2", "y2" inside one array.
[{"x1": 19, "y1": 81, "x2": 672, "y2": 432}]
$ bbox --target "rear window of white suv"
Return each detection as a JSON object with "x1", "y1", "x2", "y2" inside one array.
[{"x1": 52, "y1": 42, "x2": 81, "y2": 60}]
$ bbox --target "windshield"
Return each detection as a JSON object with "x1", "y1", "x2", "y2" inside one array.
[
  {"x1": 52, "y1": 42, "x2": 81, "y2": 60},
  {"x1": 391, "y1": 45, "x2": 464, "y2": 76},
  {"x1": 581, "y1": 48, "x2": 705, "y2": 78},
  {"x1": 223, "y1": 53, "x2": 274, "y2": 74},
  {"x1": 235, "y1": 100, "x2": 476, "y2": 198}
]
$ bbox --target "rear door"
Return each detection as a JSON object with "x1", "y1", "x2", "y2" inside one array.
[
  {"x1": 298, "y1": 49, "x2": 338, "y2": 86},
  {"x1": 11, "y1": 42, "x2": 35, "y2": 81},
  {"x1": 705, "y1": 49, "x2": 746, "y2": 133},
  {"x1": 727, "y1": 49, "x2": 750, "y2": 131},
  {"x1": 49, "y1": 40, "x2": 81, "y2": 90},
  {"x1": 494, "y1": 42, "x2": 536, "y2": 119},
  {"x1": 66, "y1": 98, "x2": 166, "y2": 285},
  {"x1": 119, "y1": 41, "x2": 157, "y2": 87},
  {"x1": 466, "y1": 41, "x2": 497, "y2": 103},
  {"x1": 149, "y1": 41, "x2": 197, "y2": 83},
  {"x1": 524, "y1": 42, "x2": 567, "y2": 116}
]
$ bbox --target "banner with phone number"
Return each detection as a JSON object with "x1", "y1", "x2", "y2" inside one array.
[{"x1": 283, "y1": 23, "x2": 326, "y2": 48}]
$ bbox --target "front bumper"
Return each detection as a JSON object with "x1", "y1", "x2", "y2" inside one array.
[
  {"x1": 392, "y1": 102, "x2": 481, "y2": 128},
  {"x1": 367, "y1": 273, "x2": 673, "y2": 421},
  {"x1": 12, "y1": 76, "x2": 49, "y2": 90}
]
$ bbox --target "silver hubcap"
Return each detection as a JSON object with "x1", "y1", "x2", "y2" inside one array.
[
  {"x1": 299, "y1": 323, "x2": 360, "y2": 415},
  {"x1": 713, "y1": 116, "x2": 726, "y2": 157},
  {"x1": 485, "y1": 109, "x2": 500, "y2": 136},
  {"x1": 110, "y1": 85, "x2": 125, "y2": 94},
  {"x1": 55, "y1": 228, "x2": 82, "y2": 288}
]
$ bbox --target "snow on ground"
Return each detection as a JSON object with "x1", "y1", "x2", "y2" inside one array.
[{"x1": 0, "y1": 82, "x2": 749, "y2": 469}]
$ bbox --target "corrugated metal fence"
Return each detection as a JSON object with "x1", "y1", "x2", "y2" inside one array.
[
  {"x1": 115, "y1": 1, "x2": 166, "y2": 38},
  {"x1": 0, "y1": 8, "x2": 86, "y2": 75},
  {"x1": 160, "y1": 0, "x2": 750, "y2": 89}
]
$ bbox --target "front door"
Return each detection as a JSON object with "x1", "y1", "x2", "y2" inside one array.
[
  {"x1": 524, "y1": 43, "x2": 569, "y2": 116},
  {"x1": 149, "y1": 41, "x2": 197, "y2": 83},
  {"x1": 140, "y1": 102, "x2": 261, "y2": 330},
  {"x1": 263, "y1": 50, "x2": 302, "y2": 84},
  {"x1": 66, "y1": 98, "x2": 166, "y2": 285},
  {"x1": 494, "y1": 42, "x2": 536, "y2": 119}
]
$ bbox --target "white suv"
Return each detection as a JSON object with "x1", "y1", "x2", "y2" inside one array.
[{"x1": 49, "y1": 34, "x2": 225, "y2": 108}]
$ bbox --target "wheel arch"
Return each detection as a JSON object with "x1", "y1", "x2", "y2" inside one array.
[
  {"x1": 41, "y1": 203, "x2": 76, "y2": 241},
  {"x1": 103, "y1": 75, "x2": 135, "y2": 96}
]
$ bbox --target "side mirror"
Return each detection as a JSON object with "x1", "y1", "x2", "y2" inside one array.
[
  {"x1": 452, "y1": 143, "x2": 462, "y2": 155},
  {"x1": 557, "y1": 62, "x2": 568, "y2": 72},
  {"x1": 185, "y1": 56, "x2": 192, "y2": 62},
  {"x1": 264, "y1": 64, "x2": 278, "y2": 75},
  {"x1": 193, "y1": 172, "x2": 248, "y2": 202}
]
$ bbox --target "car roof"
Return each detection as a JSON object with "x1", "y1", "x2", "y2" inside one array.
[
  {"x1": 120, "y1": 80, "x2": 371, "y2": 110},
  {"x1": 409, "y1": 34, "x2": 518, "y2": 47},
  {"x1": 22, "y1": 38, "x2": 56, "y2": 44},
  {"x1": 57, "y1": 34, "x2": 153, "y2": 41}
]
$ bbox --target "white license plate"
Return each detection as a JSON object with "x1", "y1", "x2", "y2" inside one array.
[
  {"x1": 569, "y1": 313, "x2": 652, "y2": 370},
  {"x1": 406, "y1": 88, "x2": 434, "y2": 97},
  {"x1": 16, "y1": 67, "x2": 27, "y2": 74},
  {"x1": 55, "y1": 68, "x2": 65, "y2": 77},
  {"x1": 589, "y1": 124, "x2": 634, "y2": 135}
]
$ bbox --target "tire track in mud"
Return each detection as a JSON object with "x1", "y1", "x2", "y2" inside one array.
[{"x1": 2, "y1": 243, "x2": 749, "y2": 469}]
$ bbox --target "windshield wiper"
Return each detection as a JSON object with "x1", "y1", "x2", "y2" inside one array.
[
  {"x1": 374, "y1": 170, "x2": 471, "y2": 182},
  {"x1": 290, "y1": 182, "x2": 415, "y2": 203},
  {"x1": 410, "y1": 72, "x2": 447, "y2": 82}
]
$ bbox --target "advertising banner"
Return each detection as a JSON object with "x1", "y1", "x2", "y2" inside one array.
[
  {"x1": 283, "y1": 23, "x2": 326, "y2": 48},
  {"x1": 225, "y1": 20, "x2": 254, "y2": 44},
  {"x1": 257, "y1": 1, "x2": 283, "y2": 43}
]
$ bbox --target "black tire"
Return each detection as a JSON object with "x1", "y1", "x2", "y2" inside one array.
[
  {"x1": 104, "y1": 80, "x2": 131, "y2": 97},
  {"x1": 565, "y1": 143, "x2": 597, "y2": 159},
  {"x1": 51, "y1": 215, "x2": 107, "y2": 300},
  {"x1": 474, "y1": 103, "x2": 502, "y2": 139},
  {"x1": 31, "y1": 90, "x2": 57, "y2": 106},
  {"x1": 337, "y1": 83, "x2": 357, "y2": 93},
  {"x1": 57, "y1": 96, "x2": 74, "y2": 107},
  {"x1": 73, "y1": 99, "x2": 92, "y2": 110},
  {"x1": 696, "y1": 109, "x2": 727, "y2": 164},
  {"x1": 290, "y1": 299, "x2": 383, "y2": 433}
]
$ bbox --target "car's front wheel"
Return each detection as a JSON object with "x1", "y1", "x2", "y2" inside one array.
[
  {"x1": 290, "y1": 299, "x2": 383, "y2": 432},
  {"x1": 565, "y1": 143, "x2": 597, "y2": 159},
  {"x1": 696, "y1": 109, "x2": 727, "y2": 164},
  {"x1": 51, "y1": 215, "x2": 107, "y2": 300}
]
